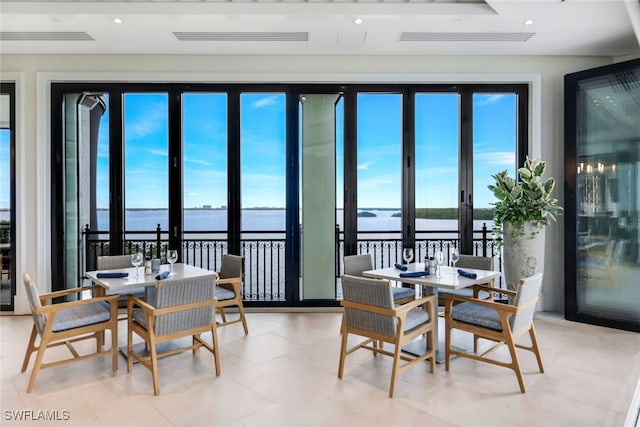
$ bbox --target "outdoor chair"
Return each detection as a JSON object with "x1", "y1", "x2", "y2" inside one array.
[
  {"x1": 97, "y1": 254, "x2": 146, "y2": 307},
  {"x1": 343, "y1": 254, "x2": 415, "y2": 304},
  {"x1": 127, "y1": 274, "x2": 221, "y2": 395},
  {"x1": 443, "y1": 273, "x2": 544, "y2": 393},
  {"x1": 21, "y1": 273, "x2": 119, "y2": 393},
  {"x1": 338, "y1": 274, "x2": 436, "y2": 398},
  {"x1": 438, "y1": 254, "x2": 495, "y2": 307},
  {"x1": 215, "y1": 254, "x2": 249, "y2": 334}
]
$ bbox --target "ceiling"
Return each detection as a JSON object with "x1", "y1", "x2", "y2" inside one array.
[{"x1": 0, "y1": 0, "x2": 639, "y2": 57}]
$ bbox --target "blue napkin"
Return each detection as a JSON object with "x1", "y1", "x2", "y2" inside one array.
[
  {"x1": 399, "y1": 271, "x2": 430, "y2": 278},
  {"x1": 457, "y1": 269, "x2": 477, "y2": 279},
  {"x1": 96, "y1": 272, "x2": 128, "y2": 278},
  {"x1": 394, "y1": 263, "x2": 408, "y2": 271},
  {"x1": 155, "y1": 271, "x2": 170, "y2": 280}
]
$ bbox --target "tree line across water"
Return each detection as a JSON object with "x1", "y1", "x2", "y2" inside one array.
[{"x1": 391, "y1": 208, "x2": 494, "y2": 220}]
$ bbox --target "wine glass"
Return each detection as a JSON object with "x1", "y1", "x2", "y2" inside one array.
[
  {"x1": 167, "y1": 250, "x2": 178, "y2": 275},
  {"x1": 435, "y1": 250, "x2": 444, "y2": 277},
  {"x1": 131, "y1": 252, "x2": 143, "y2": 279},
  {"x1": 450, "y1": 248, "x2": 460, "y2": 272},
  {"x1": 402, "y1": 248, "x2": 414, "y2": 265}
]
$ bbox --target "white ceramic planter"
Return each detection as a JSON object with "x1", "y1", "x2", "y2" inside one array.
[{"x1": 502, "y1": 221, "x2": 545, "y2": 293}]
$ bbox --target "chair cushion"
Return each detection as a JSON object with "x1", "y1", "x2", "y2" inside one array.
[
  {"x1": 215, "y1": 286, "x2": 236, "y2": 301},
  {"x1": 405, "y1": 308, "x2": 429, "y2": 333},
  {"x1": 392, "y1": 287, "x2": 415, "y2": 301},
  {"x1": 451, "y1": 302, "x2": 503, "y2": 331},
  {"x1": 52, "y1": 301, "x2": 112, "y2": 332},
  {"x1": 438, "y1": 288, "x2": 490, "y2": 300}
]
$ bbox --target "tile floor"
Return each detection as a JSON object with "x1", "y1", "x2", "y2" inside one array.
[{"x1": 1, "y1": 311, "x2": 639, "y2": 427}]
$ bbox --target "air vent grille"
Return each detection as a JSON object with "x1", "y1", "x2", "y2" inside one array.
[
  {"x1": 0, "y1": 32, "x2": 94, "y2": 41},
  {"x1": 174, "y1": 32, "x2": 309, "y2": 42},
  {"x1": 399, "y1": 32, "x2": 535, "y2": 42}
]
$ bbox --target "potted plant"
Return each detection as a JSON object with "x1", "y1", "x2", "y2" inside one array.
[{"x1": 488, "y1": 157, "x2": 562, "y2": 293}]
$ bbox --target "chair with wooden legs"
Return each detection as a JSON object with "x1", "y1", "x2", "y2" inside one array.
[
  {"x1": 127, "y1": 274, "x2": 220, "y2": 395},
  {"x1": 443, "y1": 273, "x2": 544, "y2": 393},
  {"x1": 215, "y1": 254, "x2": 249, "y2": 334},
  {"x1": 21, "y1": 274, "x2": 119, "y2": 393},
  {"x1": 343, "y1": 254, "x2": 415, "y2": 304},
  {"x1": 338, "y1": 274, "x2": 436, "y2": 398},
  {"x1": 438, "y1": 254, "x2": 495, "y2": 307},
  {"x1": 97, "y1": 254, "x2": 146, "y2": 306}
]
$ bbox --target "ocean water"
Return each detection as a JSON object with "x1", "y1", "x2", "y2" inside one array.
[{"x1": 91, "y1": 209, "x2": 493, "y2": 235}]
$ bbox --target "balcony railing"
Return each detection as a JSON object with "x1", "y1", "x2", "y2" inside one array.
[{"x1": 83, "y1": 223, "x2": 502, "y2": 303}]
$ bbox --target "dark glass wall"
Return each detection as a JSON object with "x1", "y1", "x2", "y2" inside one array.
[{"x1": 565, "y1": 59, "x2": 640, "y2": 332}]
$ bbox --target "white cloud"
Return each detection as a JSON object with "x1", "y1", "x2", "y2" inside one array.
[
  {"x1": 184, "y1": 156, "x2": 211, "y2": 167},
  {"x1": 357, "y1": 161, "x2": 373, "y2": 170},
  {"x1": 475, "y1": 151, "x2": 515, "y2": 166},
  {"x1": 125, "y1": 104, "x2": 167, "y2": 140},
  {"x1": 148, "y1": 148, "x2": 167, "y2": 157},
  {"x1": 251, "y1": 95, "x2": 281, "y2": 110},
  {"x1": 474, "y1": 94, "x2": 506, "y2": 107}
]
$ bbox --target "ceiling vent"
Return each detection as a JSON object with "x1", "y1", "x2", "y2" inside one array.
[
  {"x1": 399, "y1": 32, "x2": 535, "y2": 42},
  {"x1": 174, "y1": 32, "x2": 309, "y2": 42},
  {"x1": 0, "y1": 32, "x2": 94, "y2": 41}
]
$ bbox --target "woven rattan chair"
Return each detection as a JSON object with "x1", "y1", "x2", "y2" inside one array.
[
  {"x1": 438, "y1": 254, "x2": 495, "y2": 306},
  {"x1": 21, "y1": 274, "x2": 119, "y2": 393},
  {"x1": 343, "y1": 254, "x2": 415, "y2": 304},
  {"x1": 127, "y1": 274, "x2": 221, "y2": 395},
  {"x1": 215, "y1": 254, "x2": 249, "y2": 334},
  {"x1": 338, "y1": 274, "x2": 436, "y2": 398},
  {"x1": 97, "y1": 254, "x2": 146, "y2": 307},
  {"x1": 444, "y1": 273, "x2": 544, "y2": 393}
]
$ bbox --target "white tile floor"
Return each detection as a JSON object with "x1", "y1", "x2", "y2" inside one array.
[{"x1": 2, "y1": 311, "x2": 639, "y2": 427}]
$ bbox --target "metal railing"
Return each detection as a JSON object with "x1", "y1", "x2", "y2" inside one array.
[{"x1": 83, "y1": 223, "x2": 501, "y2": 303}]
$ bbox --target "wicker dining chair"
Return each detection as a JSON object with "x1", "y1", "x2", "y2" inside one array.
[
  {"x1": 443, "y1": 273, "x2": 544, "y2": 393},
  {"x1": 343, "y1": 254, "x2": 415, "y2": 304},
  {"x1": 215, "y1": 254, "x2": 249, "y2": 334},
  {"x1": 437, "y1": 254, "x2": 495, "y2": 306},
  {"x1": 21, "y1": 274, "x2": 119, "y2": 393},
  {"x1": 338, "y1": 274, "x2": 436, "y2": 398},
  {"x1": 127, "y1": 274, "x2": 220, "y2": 395}
]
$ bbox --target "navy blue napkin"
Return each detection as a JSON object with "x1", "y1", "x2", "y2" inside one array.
[
  {"x1": 394, "y1": 263, "x2": 408, "y2": 271},
  {"x1": 155, "y1": 271, "x2": 170, "y2": 280},
  {"x1": 399, "y1": 271, "x2": 429, "y2": 278},
  {"x1": 96, "y1": 272, "x2": 128, "y2": 278},
  {"x1": 457, "y1": 269, "x2": 477, "y2": 279}
]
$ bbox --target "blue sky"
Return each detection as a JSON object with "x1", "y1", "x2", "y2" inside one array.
[{"x1": 91, "y1": 91, "x2": 517, "y2": 210}]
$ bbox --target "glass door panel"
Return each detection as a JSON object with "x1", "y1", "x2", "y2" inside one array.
[
  {"x1": 123, "y1": 93, "x2": 169, "y2": 257},
  {"x1": 357, "y1": 93, "x2": 402, "y2": 266},
  {"x1": 415, "y1": 93, "x2": 460, "y2": 262},
  {"x1": 473, "y1": 92, "x2": 517, "y2": 263},
  {"x1": 182, "y1": 93, "x2": 228, "y2": 267},
  {"x1": 240, "y1": 93, "x2": 286, "y2": 301},
  {"x1": 573, "y1": 67, "x2": 640, "y2": 327},
  {"x1": 0, "y1": 86, "x2": 14, "y2": 309}
]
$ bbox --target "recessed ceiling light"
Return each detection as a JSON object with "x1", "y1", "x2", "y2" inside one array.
[
  {"x1": 353, "y1": 18, "x2": 363, "y2": 25},
  {"x1": 523, "y1": 19, "x2": 534, "y2": 26},
  {"x1": 113, "y1": 18, "x2": 123, "y2": 24}
]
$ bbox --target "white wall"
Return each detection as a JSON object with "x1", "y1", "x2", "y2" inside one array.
[{"x1": 0, "y1": 53, "x2": 614, "y2": 314}]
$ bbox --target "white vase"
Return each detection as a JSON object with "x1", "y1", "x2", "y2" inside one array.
[{"x1": 502, "y1": 221, "x2": 545, "y2": 293}]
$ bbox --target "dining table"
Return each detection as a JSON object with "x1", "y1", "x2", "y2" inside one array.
[
  {"x1": 363, "y1": 262, "x2": 501, "y2": 363},
  {"x1": 86, "y1": 263, "x2": 218, "y2": 357}
]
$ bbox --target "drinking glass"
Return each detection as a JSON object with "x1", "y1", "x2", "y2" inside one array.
[
  {"x1": 131, "y1": 252, "x2": 143, "y2": 279},
  {"x1": 167, "y1": 250, "x2": 178, "y2": 275},
  {"x1": 450, "y1": 248, "x2": 460, "y2": 271},
  {"x1": 435, "y1": 250, "x2": 444, "y2": 277},
  {"x1": 402, "y1": 248, "x2": 414, "y2": 265}
]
